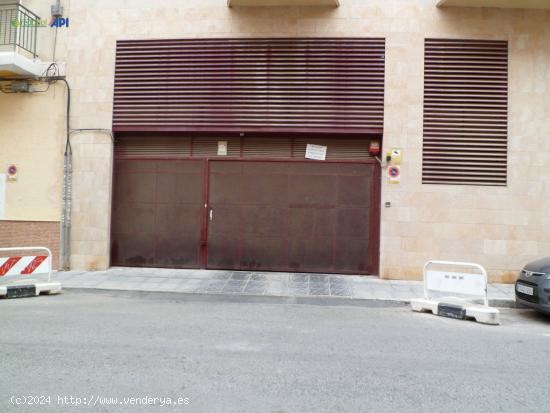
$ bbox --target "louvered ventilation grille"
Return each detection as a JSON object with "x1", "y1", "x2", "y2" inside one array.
[
  {"x1": 423, "y1": 38, "x2": 508, "y2": 186},
  {"x1": 242, "y1": 138, "x2": 293, "y2": 158},
  {"x1": 115, "y1": 137, "x2": 376, "y2": 160},
  {"x1": 113, "y1": 38, "x2": 385, "y2": 135},
  {"x1": 293, "y1": 138, "x2": 373, "y2": 159},
  {"x1": 192, "y1": 137, "x2": 241, "y2": 157},
  {"x1": 114, "y1": 136, "x2": 192, "y2": 157}
]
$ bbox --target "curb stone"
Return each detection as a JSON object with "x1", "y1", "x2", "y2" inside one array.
[{"x1": 62, "y1": 286, "x2": 516, "y2": 309}]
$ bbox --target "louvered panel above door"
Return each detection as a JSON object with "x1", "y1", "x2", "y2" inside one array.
[
  {"x1": 113, "y1": 38, "x2": 385, "y2": 135},
  {"x1": 241, "y1": 138, "x2": 293, "y2": 158},
  {"x1": 192, "y1": 137, "x2": 241, "y2": 157},
  {"x1": 292, "y1": 138, "x2": 374, "y2": 160},
  {"x1": 114, "y1": 136, "x2": 192, "y2": 157},
  {"x1": 423, "y1": 38, "x2": 508, "y2": 186},
  {"x1": 115, "y1": 136, "x2": 377, "y2": 161}
]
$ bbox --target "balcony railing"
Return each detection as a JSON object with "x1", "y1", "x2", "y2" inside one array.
[{"x1": 0, "y1": 3, "x2": 40, "y2": 58}]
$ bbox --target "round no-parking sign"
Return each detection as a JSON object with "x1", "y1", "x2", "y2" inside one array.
[{"x1": 387, "y1": 165, "x2": 400, "y2": 184}]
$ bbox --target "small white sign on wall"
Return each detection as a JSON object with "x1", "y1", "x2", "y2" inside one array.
[
  {"x1": 217, "y1": 141, "x2": 228, "y2": 156},
  {"x1": 0, "y1": 174, "x2": 6, "y2": 219},
  {"x1": 305, "y1": 144, "x2": 327, "y2": 161}
]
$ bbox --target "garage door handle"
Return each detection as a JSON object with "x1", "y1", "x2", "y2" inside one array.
[{"x1": 209, "y1": 208, "x2": 213, "y2": 221}]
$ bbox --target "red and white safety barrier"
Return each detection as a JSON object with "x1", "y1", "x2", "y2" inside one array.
[
  {"x1": 0, "y1": 255, "x2": 50, "y2": 277},
  {"x1": 411, "y1": 260, "x2": 499, "y2": 325},
  {"x1": 0, "y1": 247, "x2": 61, "y2": 298}
]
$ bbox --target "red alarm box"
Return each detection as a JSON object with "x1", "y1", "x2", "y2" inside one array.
[{"x1": 369, "y1": 141, "x2": 381, "y2": 156}]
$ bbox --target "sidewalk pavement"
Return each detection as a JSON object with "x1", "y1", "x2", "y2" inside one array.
[{"x1": 51, "y1": 267, "x2": 516, "y2": 307}]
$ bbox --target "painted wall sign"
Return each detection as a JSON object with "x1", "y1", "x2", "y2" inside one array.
[{"x1": 305, "y1": 144, "x2": 327, "y2": 161}]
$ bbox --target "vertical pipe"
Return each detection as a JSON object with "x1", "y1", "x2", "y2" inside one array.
[
  {"x1": 60, "y1": 154, "x2": 67, "y2": 269},
  {"x1": 60, "y1": 152, "x2": 72, "y2": 270},
  {"x1": 59, "y1": 79, "x2": 72, "y2": 270},
  {"x1": 65, "y1": 152, "x2": 73, "y2": 269},
  {"x1": 53, "y1": 26, "x2": 59, "y2": 62}
]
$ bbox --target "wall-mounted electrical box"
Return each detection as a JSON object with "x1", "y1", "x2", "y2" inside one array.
[
  {"x1": 51, "y1": 1, "x2": 64, "y2": 18},
  {"x1": 10, "y1": 81, "x2": 29, "y2": 93},
  {"x1": 390, "y1": 148, "x2": 402, "y2": 165}
]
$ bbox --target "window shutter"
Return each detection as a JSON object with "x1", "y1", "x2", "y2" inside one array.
[{"x1": 422, "y1": 38, "x2": 508, "y2": 186}]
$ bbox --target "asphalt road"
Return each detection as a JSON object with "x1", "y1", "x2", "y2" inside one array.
[{"x1": 1, "y1": 291, "x2": 550, "y2": 413}]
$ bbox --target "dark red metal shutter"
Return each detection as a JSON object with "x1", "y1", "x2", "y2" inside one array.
[
  {"x1": 292, "y1": 138, "x2": 374, "y2": 160},
  {"x1": 113, "y1": 38, "x2": 385, "y2": 135},
  {"x1": 241, "y1": 137, "x2": 293, "y2": 158},
  {"x1": 191, "y1": 137, "x2": 241, "y2": 157},
  {"x1": 114, "y1": 136, "x2": 192, "y2": 157},
  {"x1": 423, "y1": 38, "x2": 508, "y2": 186},
  {"x1": 115, "y1": 136, "x2": 375, "y2": 161}
]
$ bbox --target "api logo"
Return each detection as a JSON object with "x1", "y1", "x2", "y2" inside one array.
[{"x1": 49, "y1": 17, "x2": 69, "y2": 27}]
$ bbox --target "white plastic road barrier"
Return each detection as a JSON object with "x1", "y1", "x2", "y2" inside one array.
[
  {"x1": 410, "y1": 260, "x2": 499, "y2": 325},
  {"x1": 0, "y1": 247, "x2": 61, "y2": 299}
]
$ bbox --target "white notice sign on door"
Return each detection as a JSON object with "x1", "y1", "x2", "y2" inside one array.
[
  {"x1": 305, "y1": 144, "x2": 327, "y2": 161},
  {"x1": 217, "y1": 141, "x2": 228, "y2": 156}
]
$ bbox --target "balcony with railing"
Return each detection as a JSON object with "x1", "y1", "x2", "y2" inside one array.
[{"x1": 0, "y1": 3, "x2": 44, "y2": 76}]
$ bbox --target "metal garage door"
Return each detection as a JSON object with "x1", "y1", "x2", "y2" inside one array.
[
  {"x1": 207, "y1": 160, "x2": 380, "y2": 275},
  {"x1": 111, "y1": 138, "x2": 381, "y2": 275},
  {"x1": 110, "y1": 159, "x2": 204, "y2": 268}
]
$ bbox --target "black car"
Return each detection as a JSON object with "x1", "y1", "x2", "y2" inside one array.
[{"x1": 515, "y1": 257, "x2": 550, "y2": 314}]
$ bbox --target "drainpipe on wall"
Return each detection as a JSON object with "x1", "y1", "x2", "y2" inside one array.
[
  {"x1": 60, "y1": 149, "x2": 72, "y2": 271},
  {"x1": 59, "y1": 78, "x2": 72, "y2": 270},
  {"x1": 60, "y1": 150, "x2": 72, "y2": 270}
]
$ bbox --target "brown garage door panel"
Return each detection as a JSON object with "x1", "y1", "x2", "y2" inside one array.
[
  {"x1": 111, "y1": 159, "x2": 204, "y2": 268},
  {"x1": 207, "y1": 161, "x2": 380, "y2": 275}
]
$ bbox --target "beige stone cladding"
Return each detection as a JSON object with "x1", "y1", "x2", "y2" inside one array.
[{"x1": 1, "y1": 0, "x2": 548, "y2": 281}]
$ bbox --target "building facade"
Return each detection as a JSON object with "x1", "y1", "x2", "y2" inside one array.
[{"x1": 1, "y1": 0, "x2": 549, "y2": 282}]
